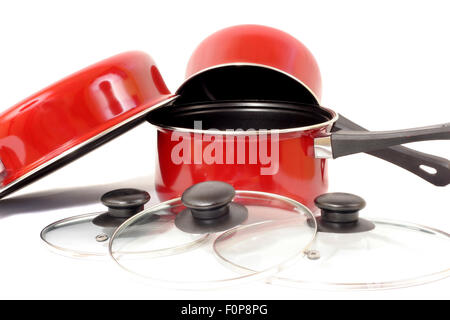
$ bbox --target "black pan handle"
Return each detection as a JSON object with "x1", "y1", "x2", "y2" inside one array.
[
  {"x1": 329, "y1": 122, "x2": 449, "y2": 158},
  {"x1": 315, "y1": 120, "x2": 449, "y2": 155},
  {"x1": 332, "y1": 115, "x2": 450, "y2": 186}
]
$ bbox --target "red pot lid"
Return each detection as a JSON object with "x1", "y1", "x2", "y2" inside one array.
[
  {"x1": 0, "y1": 51, "x2": 174, "y2": 199},
  {"x1": 176, "y1": 25, "x2": 322, "y2": 105}
]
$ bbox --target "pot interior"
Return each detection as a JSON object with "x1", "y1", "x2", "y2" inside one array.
[{"x1": 148, "y1": 101, "x2": 334, "y2": 131}]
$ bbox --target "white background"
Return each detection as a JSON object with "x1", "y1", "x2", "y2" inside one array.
[{"x1": 0, "y1": 0, "x2": 449, "y2": 300}]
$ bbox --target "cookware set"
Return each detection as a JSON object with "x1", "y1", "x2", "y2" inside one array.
[{"x1": 2, "y1": 25, "x2": 449, "y2": 290}]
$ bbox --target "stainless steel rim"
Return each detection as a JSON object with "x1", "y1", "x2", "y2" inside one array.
[{"x1": 153, "y1": 104, "x2": 339, "y2": 136}]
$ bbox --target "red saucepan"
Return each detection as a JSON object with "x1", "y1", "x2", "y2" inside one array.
[{"x1": 149, "y1": 100, "x2": 449, "y2": 210}]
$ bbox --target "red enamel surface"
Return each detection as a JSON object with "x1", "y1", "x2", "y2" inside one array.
[
  {"x1": 0, "y1": 51, "x2": 172, "y2": 188},
  {"x1": 186, "y1": 24, "x2": 322, "y2": 102},
  {"x1": 154, "y1": 126, "x2": 331, "y2": 212}
]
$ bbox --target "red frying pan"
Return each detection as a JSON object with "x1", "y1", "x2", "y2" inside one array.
[
  {"x1": 0, "y1": 51, "x2": 175, "y2": 199},
  {"x1": 177, "y1": 24, "x2": 322, "y2": 105}
]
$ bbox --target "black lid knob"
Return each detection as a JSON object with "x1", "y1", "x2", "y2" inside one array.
[
  {"x1": 313, "y1": 192, "x2": 374, "y2": 233},
  {"x1": 101, "y1": 188, "x2": 150, "y2": 218},
  {"x1": 176, "y1": 181, "x2": 248, "y2": 234},
  {"x1": 181, "y1": 181, "x2": 235, "y2": 220},
  {"x1": 315, "y1": 193, "x2": 366, "y2": 213}
]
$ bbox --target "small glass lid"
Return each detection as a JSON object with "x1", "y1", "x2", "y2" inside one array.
[
  {"x1": 109, "y1": 182, "x2": 316, "y2": 290},
  {"x1": 40, "y1": 188, "x2": 152, "y2": 258},
  {"x1": 214, "y1": 192, "x2": 450, "y2": 290}
]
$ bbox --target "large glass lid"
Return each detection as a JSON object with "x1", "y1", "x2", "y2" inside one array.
[
  {"x1": 271, "y1": 219, "x2": 450, "y2": 290},
  {"x1": 215, "y1": 193, "x2": 450, "y2": 290},
  {"x1": 109, "y1": 182, "x2": 316, "y2": 290}
]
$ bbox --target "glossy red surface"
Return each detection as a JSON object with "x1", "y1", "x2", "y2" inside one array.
[
  {"x1": 185, "y1": 25, "x2": 322, "y2": 103},
  {"x1": 154, "y1": 126, "x2": 332, "y2": 212},
  {"x1": 0, "y1": 51, "x2": 172, "y2": 190}
]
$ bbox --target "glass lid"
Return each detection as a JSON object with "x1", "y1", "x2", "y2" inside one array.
[
  {"x1": 109, "y1": 181, "x2": 316, "y2": 290},
  {"x1": 40, "y1": 188, "x2": 152, "y2": 258},
  {"x1": 271, "y1": 219, "x2": 450, "y2": 290},
  {"x1": 215, "y1": 192, "x2": 450, "y2": 290}
]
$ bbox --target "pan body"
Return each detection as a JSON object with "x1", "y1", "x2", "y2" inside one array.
[
  {"x1": 181, "y1": 25, "x2": 322, "y2": 104},
  {"x1": 0, "y1": 51, "x2": 173, "y2": 198},
  {"x1": 150, "y1": 102, "x2": 337, "y2": 211}
]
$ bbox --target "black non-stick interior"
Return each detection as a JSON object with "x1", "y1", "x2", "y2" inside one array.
[
  {"x1": 175, "y1": 65, "x2": 319, "y2": 105},
  {"x1": 148, "y1": 101, "x2": 333, "y2": 130}
]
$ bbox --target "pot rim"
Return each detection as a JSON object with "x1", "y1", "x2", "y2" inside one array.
[
  {"x1": 152, "y1": 102, "x2": 339, "y2": 136},
  {"x1": 177, "y1": 62, "x2": 321, "y2": 105}
]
